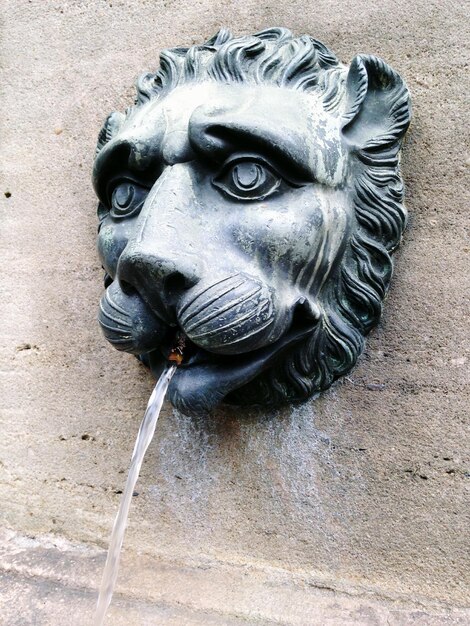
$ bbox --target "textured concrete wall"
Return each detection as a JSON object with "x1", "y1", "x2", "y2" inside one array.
[{"x1": 1, "y1": 1, "x2": 469, "y2": 623}]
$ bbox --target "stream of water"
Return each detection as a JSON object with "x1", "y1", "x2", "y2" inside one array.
[{"x1": 94, "y1": 363, "x2": 177, "y2": 625}]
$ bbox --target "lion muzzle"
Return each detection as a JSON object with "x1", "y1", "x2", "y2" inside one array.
[
  {"x1": 177, "y1": 274, "x2": 286, "y2": 355},
  {"x1": 98, "y1": 281, "x2": 168, "y2": 355}
]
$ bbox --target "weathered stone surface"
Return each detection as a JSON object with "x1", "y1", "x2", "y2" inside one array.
[
  {"x1": 1, "y1": 0, "x2": 469, "y2": 622},
  {"x1": 1, "y1": 530, "x2": 469, "y2": 625}
]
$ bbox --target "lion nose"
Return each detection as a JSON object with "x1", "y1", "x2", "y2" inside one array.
[
  {"x1": 115, "y1": 165, "x2": 204, "y2": 324},
  {"x1": 117, "y1": 249, "x2": 201, "y2": 325}
]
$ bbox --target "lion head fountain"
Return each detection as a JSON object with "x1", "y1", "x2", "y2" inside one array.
[{"x1": 93, "y1": 27, "x2": 411, "y2": 414}]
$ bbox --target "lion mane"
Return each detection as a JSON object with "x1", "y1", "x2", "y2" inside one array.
[{"x1": 97, "y1": 27, "x2": 410, "y2": 407}]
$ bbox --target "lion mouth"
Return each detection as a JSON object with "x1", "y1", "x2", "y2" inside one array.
[
  {"x1": 100, "y1": 280, "x2": 318, "y2": 414},
  {"x1": 148, "y1": 309, "x2": 316, "y2": 415}
]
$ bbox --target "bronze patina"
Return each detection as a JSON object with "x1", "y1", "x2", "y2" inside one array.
[{"x1": 93, "y1": 28, "x2": 411, "y2": 413}]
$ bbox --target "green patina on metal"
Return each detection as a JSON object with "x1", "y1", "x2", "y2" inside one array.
[{"x1": 92, "y1": 28, "x2": 411, "y2": 414}]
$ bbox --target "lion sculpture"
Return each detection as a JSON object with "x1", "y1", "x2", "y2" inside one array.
[{"x1": 93, "y1": 28, "x2": 411, "y2": 414}]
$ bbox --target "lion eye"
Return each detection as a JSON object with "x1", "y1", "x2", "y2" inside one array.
[
  {"x1": 110, "y1": 181, "x2": 148, "y2": 219},
  {"x1": 214, "y1": 159, "x2": 281, "y2": 200}
]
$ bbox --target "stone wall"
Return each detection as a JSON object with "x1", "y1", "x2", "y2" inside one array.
[{"x1": 1, "y1": 1, "x2": 469, "y2": 623}]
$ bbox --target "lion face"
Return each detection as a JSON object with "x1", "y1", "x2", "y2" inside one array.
[{"x1": 93, "y1": 29, "x2": 410, "y2": 413}]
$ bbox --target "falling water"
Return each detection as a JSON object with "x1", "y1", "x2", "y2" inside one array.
[{"x1": 94, "y1": 363, "x2": 177, "y2": 625}]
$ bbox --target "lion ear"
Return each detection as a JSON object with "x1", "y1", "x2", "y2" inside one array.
[
  {"x1": 96, "y1": 111, "x2": 125, "y2": 154},
  {"x1": 341, "y1": 55, "x2": 411, "y2": 150}
]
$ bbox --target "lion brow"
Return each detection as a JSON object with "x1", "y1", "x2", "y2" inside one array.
[{"x1": 188, "y1": 117, "x2": 314, "y2": 184}]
